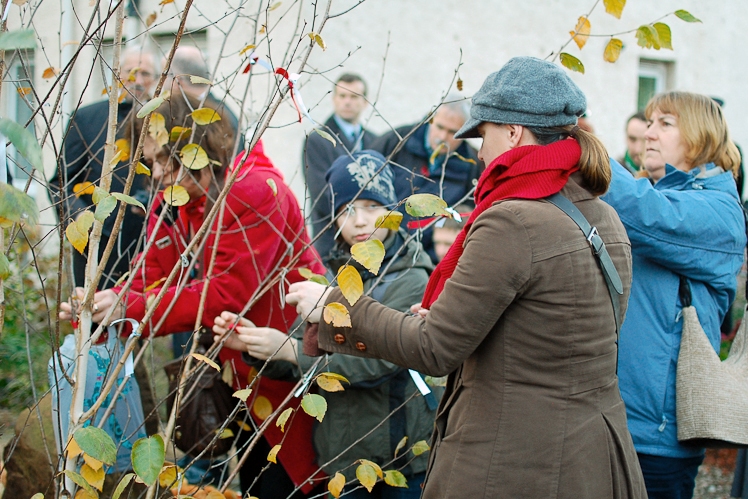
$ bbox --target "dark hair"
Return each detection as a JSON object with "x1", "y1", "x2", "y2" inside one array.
[
  {"x1": 627, "y1": 112, "x2": 646, "y2": 125},
  {"x1": 525, "y1": 125, "x2": 611, "y2": 196},
  {"x1": 335, "y1": 73, "x2": 367, "y2": 96},
  {"x1": 126, "y1": 94, "x2": 236, "y2": 205}
]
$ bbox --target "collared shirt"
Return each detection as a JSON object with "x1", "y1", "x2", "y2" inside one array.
[
  {"x1": 422, "y1": 123, "x2": 446, "y2": 174},
  {"x1": 333, "y1": 114, "x2": 362, "y2": 144}
]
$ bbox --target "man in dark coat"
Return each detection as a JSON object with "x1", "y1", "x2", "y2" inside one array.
[
  {"x1": 51, "y1": 46, "x2": 157, "y2": 290},
  {"x1": 373, "y1": 97, "x2": 482, "y2": 262},
  {"x1": 302, "y1": 73, "x2": 377, "y2": 257}
]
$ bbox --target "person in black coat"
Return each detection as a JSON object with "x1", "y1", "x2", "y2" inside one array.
[
  {"x1": 302, "y1": 73, "x2": 377, "y2": 257},
  {"x1": 51, "y1": 46, "x2": 157, "y2": 290},
  {"x1": 372, "y1": 97, "x2": 482, "y2": 262}
]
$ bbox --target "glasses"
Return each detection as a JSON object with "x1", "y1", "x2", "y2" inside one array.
[{"x1": 341, "y1": 203, "x2": 384, "y2": 217}]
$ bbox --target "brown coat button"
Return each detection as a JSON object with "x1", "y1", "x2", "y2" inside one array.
[
  {"x1": 333, "y1": 333, "x2": 345, "y2": 344},
  {"x1": 355, "y1": 341, "x2": 367, "y2": 351}
]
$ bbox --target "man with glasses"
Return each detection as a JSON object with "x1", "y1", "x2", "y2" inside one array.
[
  {"x1": 52, "y1": 45, "x2": 158, "y2": 290},
  {"x1": 373, "y1": 96, "x2": 482, "y2": 262}
]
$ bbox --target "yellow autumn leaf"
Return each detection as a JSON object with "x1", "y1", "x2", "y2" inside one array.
[
  {"x1": 80, "y1": 462, "x2": 105, "y2": 491},
  {"x1": 356, "y1": 461, "x2": 379, "y2": 492},
  {"x1": 603, "y1": 0, "x2": 626, "y2": 19},
  {"x1": 375, "y1": 211, "x2": 403, "y2": 231},
  {"x1": 73, "y1": 490, "x2": 97, "y2": 499},
  {"x1": 42, "y1": 67, "x2": 59, "y2": 79},
  {"x1": 191, "y1": 352, "x2": 220, "y2": 371},
  {"x1": 405, "y1": 193, "x2": 449, "y2": 218},
  {"x1": 111, "y1": 140, "x2": 130, "y2": 164},
  {"x1": 145, "y1": 11, "x2": 157, "y2": 27},
  {"x1": 384, "y1": 469, "x2": 408, "y2": 488},
  {"x1": 66, "y1": 212, "x2": 94, "y2": 254},
  {"x1": 350, "y1": 239, "x2": 385, "y2": 275},
  {"x1": 603, "y1": 38, "x2": 623, "y2": 63},
  {"x1": 16, "y1": 87, "x2": 32, "y2": 97},
  {"x1": 298, "y1": 267, "x2": 330, "y2": 286},
  {"x1": 328, "y1": 472, "x2": 345, "y2": 498},
  {"x1": 636, "y1": 24, "x2": 660, "y2": 49},
  {"x1": 674, "y1": 9, "x2": 701, "y2": 23},
  {"x1": 323, "y1": 302, "x2": 351, "y2": 328},
  {"x1": 158, "y1": 0, "x2": 173, "y2": 5},
  {"x1": 301, "y1": 393, "x2": 327, "y2": 422},
  {"x1": 66, "y1": 436, "x2": 83, "y2": 457},
  {"x1": 267, "y1": 444, "x2": 281, "y2": 463},
  {"x1": 222, "y1": 360, "x2": 234, "y2": 385},
  {"x1": 217, "y1": 428, "x2": 234, "y2": 439},
  {"x1": 315, "y1": 34, "x2": 326, "y2": 51},
  {"x1": 653, "y1": 22, "x2": 672, "y2": 50},
  {"x1": 252, "y1": 395, "x2": 273, "y2": 420},
  {"x1": 82, "y1": 453, "x2": 103, "y2": 471},
  {"x1": 238, "y1": 420, "x2": 252, "y2": 431},
  {"x1": 189, "y1": 75, "x2": 212, "y2": 86},
  {"x1": 73, "y1": 182, "x2": 96, "y2": 197},
  {"x1": 158, "y1": 463, "x2": 180, "y2": 488},
  {"x1": 163, "y1": 185, "x2": 190, "y2": 206},
  {"x1": 135, "y1": 162, "x2": 151, "y2": 176},
  {"x1": 276, "y1": 407, "x2": 293, "y2": 432},
  {"x1": 148, "y1": 112, "x2": 165, "y2": 136},
  {"x1": 411, "y1": 440, "x2": 430, "y2": 456},
  {"x1": 359, "y1": 459, "x2": 383, "y2": 479},
  {"x1": 570, "y1": 16, "x2": 591, "y2": 50},
  {"x1": 170, "y1": 126, "x2": 191, "y2": 142},
  {"x1": 180, "y1": 143, "x2": 210, "y2": 170},
  {"x1": 337, "y1": 265, "x2": 363, "y2": 306},
  {"x1": 559, "y1": 52, "x2": 585, "y2": 74},
  {"x1": 191, "y1": 107, "x2": 222, "y2": 125},
  {"x1": 316, "y1": 373, "x2": 346, "y2": 393},
  {"x1": 394, "y1": 436, "x2": 407, "y2": 458},
  {"x1": 239, "y1": 44, "x2": 256, "y2": 56},
  {"x1": 268, "y1": 1, "x2": 281, "y2": 11},
  {"x1": 148, "y1": 114, "x2": 168, "y2": 147},
  {"x1": 233, "y1": 388, "x2": 252, "y2": 402}
]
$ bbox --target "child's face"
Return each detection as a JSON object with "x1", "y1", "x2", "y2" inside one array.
[
  {"x1": 335, "y1": 199, "x2": 391, "y2": 247},
  {"x1": 433, "y1": 227, "x2": 461, "y2": 261}
]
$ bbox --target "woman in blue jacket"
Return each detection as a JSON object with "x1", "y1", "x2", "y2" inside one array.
[{"x1": 602, "y1": 92, "x2": 745, "y2": 499}]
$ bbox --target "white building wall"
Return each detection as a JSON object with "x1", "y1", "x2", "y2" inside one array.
[{"x1": 4, "y1": 0, "x2": 747, "y2": 204}]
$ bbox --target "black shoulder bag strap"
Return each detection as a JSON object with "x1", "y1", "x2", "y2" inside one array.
[{"x1": 546, "y1": 193, "x2": 625, "y2": 342}]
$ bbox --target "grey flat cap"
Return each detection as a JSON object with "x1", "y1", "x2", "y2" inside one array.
[{"x1": 455, "y1": 56, "x2": 587, "y2": 139}]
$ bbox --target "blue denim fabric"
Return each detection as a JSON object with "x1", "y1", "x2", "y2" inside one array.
[{"x1": 637, "y1": 453, "x2": 703, "y2": 499}]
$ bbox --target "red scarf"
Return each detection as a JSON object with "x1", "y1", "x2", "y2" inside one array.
[{"x1": 421, "y1": 139, "x2": 582, "y2": 309}]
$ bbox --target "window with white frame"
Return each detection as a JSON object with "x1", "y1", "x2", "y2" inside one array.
[
  {"x1": 638, "y1": 59, "x2": 673, "y2": 111},
  {"x1": 2, "y1": 50, "x2": 38, "y2": 194}
]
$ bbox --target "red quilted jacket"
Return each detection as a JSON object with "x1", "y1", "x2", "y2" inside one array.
[{"x1": 115, "y1": 140, "x2": 326, "y2": 492}]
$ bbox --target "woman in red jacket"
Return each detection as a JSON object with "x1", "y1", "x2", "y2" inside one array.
[{"x1": 60, "y1": 96, "x2": 325, "y2": 497}]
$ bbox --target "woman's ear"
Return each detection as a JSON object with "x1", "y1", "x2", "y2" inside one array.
[{"x1": 507, "y1": 124, "x2": 524, "y2": 148}]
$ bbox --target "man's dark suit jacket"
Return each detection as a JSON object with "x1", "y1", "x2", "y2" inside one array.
[
  {"x1": 51, "y1": 99, "x2": 148, "y2": 289},
  {"x1": 302, "y1": 115, "x2": 377, "y2": 258}
]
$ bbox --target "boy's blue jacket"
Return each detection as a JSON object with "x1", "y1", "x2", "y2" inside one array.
[{"x1": 602, "y1": 159, "x2": 745, "y2": 458}]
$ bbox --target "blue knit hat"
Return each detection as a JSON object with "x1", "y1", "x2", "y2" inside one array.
[
  {"x1": 325, "y1": 150, "x2": 397, "y2": 215},
  {"x1": 455, "y1": 56, "x2": 587, "y2": 139}
]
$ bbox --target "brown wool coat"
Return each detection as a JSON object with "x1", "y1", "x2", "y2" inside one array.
[{"x1": 317, "y1": 174, "x2": 647, "y2": 498}]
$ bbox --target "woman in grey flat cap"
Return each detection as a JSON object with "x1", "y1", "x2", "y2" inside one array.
[{"x1": 286, "y1": 56, "x2": 647, "y2": 498}]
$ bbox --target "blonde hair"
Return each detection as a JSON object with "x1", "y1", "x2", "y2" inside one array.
[
  {"x1": 645, "y1": 92, "x2": 741, "y2": 176},
  {"x1": 525, "y1": 125, "x2": 611, "y2": 196}
]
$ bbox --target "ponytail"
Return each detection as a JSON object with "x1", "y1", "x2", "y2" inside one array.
[{"x1": 525, "y1": 124, "x2": 611, "y2": 196}]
